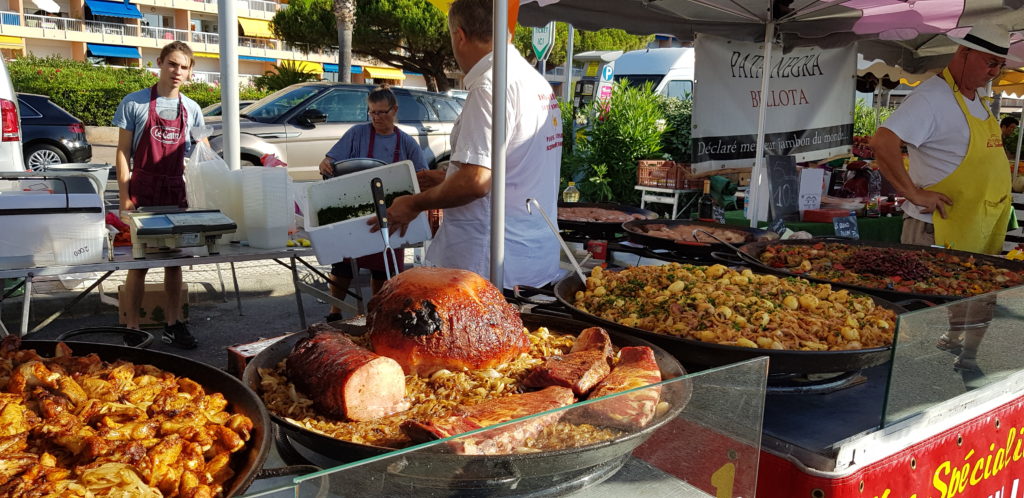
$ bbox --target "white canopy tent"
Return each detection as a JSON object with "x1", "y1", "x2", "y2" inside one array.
[{"x1": 518, "y1": 0, "x2": 1024, "y2": 229}]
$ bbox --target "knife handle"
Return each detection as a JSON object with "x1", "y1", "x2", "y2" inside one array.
[{"x1": 370, "y1": 177, "x2": 388, "y2": 231}]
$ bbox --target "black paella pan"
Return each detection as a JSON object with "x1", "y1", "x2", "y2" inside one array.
[
  {"x1": 557, "y1": 202, "x2": 658, "y2": 237},
  {"x1": 18, "y1": 340, "x2": 272, "y2": 497},
  {"x1": 241, "y1": 314, "x2": 690, "y2": 493},
  {"x1": 732, "y1": 238, "x2": 1024, "y2": 304},
  {"x1": 623, "y1": 219, "x2": 778, "y2": 259},
  {"x1": 551, "y1": 270, "x2": 905, "y2": 375}
]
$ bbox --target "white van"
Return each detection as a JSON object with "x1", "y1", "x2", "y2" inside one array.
[
  {"x1": 0, "y1": 56, "x2": 23, "y2": 172},
  {"x1": 613, "y1": 47, "x2": 695, "y2": 99}
]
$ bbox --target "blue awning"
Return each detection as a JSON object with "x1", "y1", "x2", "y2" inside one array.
[
  {"x1": 84, "y1": 0, "x2": 143, "y2": 19},
  {"x1": 323, "y1": 63, "x2": 338, "y2": 73},
  {"x1": 351, "y1": 65, "x2": 362, "y2": 74},
  {"x1": 239, "y1": 55, "x2": 275, "y2": 63},
  {"x1": 86, "y1": 43, "x2": 140, "y2": 59}
]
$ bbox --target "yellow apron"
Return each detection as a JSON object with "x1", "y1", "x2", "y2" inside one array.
[{"x1": 928, "y1": 69, "x2": 1012, "y2": 255}]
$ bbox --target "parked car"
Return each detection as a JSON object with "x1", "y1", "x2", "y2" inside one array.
[
  {"x1": 206, "y1": 83, "x2": 464, "y2": 181},
  {"x1": 202, "y1": 100, "x2": 258, "y2": 117},
  {"x1": 18, "y1": 93, "x2": 92, "y2": 170},
  {"x1": 0, "y1": 57, "x2": 24, "y2": 172}
]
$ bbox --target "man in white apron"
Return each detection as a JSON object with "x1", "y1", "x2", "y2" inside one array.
[
  {"x1": 871, "y1": 24, "x2": 1017, "y2": 372},
  {"x1": 380, "y1": 0, "x2": 562, "y2": 289}
]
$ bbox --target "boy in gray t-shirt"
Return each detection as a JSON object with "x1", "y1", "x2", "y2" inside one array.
[{"x1": 113, "y1": 88, "x2": 204, "y2": 158}]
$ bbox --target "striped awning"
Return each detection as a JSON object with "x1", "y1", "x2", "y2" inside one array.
[
  {"x1": 363, "y1": 66, "x2": 405, "y2": 80},
  {"x1": 282, "y1": 60, "x2": 323, "y2": 73},
  {"x1": 238, "y1": 18, "x2": 273, "y2": 39},
  {"x1": 0, "y1": 35, "x2": 23, "y2": 50}
]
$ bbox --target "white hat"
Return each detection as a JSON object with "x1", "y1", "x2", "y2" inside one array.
[{"x1": 948, "y1": 24, "x2": 1012, "y2": 59}]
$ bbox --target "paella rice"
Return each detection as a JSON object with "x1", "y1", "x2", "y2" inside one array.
[
  {"x1": 259, "y1": 328, "x2": 627, "y2": 449},
  {"x1": 574, "y1": 264, "x2": 896, "y2": 351}
]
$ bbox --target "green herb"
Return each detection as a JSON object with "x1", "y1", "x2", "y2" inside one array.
[{"x1": 317, "y1": 191, "x2": 412, "y2": 226}]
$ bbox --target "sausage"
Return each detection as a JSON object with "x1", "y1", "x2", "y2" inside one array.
[{"x1": 286, "y1": 326, "x2": 409, "y2": 421}]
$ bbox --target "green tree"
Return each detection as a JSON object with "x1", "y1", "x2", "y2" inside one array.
[
  {"x1": 334, "y1": 0, "x2": 357, "y2": 83},
  {"x1": 513, "y1": 23, "x2": 653, "y2": 67},
  {"x1": 273, "y1": 0, "x2": 453, "y2": 91}
]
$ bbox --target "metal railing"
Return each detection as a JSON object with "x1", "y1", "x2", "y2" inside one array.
[
  {"x1": 24, "y1": 14, "x2": 82, "y2": 31},
  {"x1": 141, "y1": 25, "x2": 192, "y2": 43},
  {"x1": 239, "y1": 0, "x2": 281, "y2": 13},
  {"x1": 85, "y1": 19, "x2": 139, "y2": 37},
  {"x1": 1, "y1": 11, "x2": 20, "y2": 26}
]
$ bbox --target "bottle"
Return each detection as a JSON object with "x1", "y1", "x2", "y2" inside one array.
[
  {"x1": 562, "y1": 182, "x2": 580, "y2": 203},
  {"x1": 697, "y1": 179, "x2": 717, "y2": 221}
]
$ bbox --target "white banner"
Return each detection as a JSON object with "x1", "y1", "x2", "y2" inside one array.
[{"x1": 691, "y1": 35, "x2": 856, "y2": 173}]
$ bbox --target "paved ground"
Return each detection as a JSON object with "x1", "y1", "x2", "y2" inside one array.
[{"x1": 2, "y1": 253, "x2": 374, "y2": 370}]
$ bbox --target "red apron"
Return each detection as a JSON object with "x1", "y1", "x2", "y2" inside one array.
[
  {"x1": 129, "y1": 85, "x2": 189, "y2": 208},
  {"x1": 356, "y1": 125, "x2": 405, "y2": 273}
]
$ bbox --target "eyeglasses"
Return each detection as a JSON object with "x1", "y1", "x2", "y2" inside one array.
[
  {"x1": 972, "y1": 50, "x2": 1007, "y2": 70},
  {"x1": 368, "y1": 106, "x2": 395, "y2": 117}
]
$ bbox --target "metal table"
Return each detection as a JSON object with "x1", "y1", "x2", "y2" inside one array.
[
  {"x1": 0, "y1": 243, "x2": 362, "y2": 337},
  {"x1": 634, "y1": 185, "x2": 700, "y2": 219}
]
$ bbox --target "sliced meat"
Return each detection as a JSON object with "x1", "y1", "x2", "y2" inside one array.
[
  {"x1": 523, "y1": 350, "x2": 610, "y2": 396},
  {"x1": 583, "y1": 346, "x2": 663, "y2": 431},
  {"x1": 569, "y1": 327, "x2": 614, "y2": 358},
  {"x1": 558, "y1": 207, "x2": 644, "y2": 223},
  {"x1": 286, "y1": 325, "x2": 409, "y2": 421},
  {"x1": 401, "y1": 386, "x2": 575, "y2": 455}
]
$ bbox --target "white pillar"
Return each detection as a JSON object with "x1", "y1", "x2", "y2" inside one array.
[
  {"x1": 748, "y1": 21, "x2": 775, "y2": 228},
  {"x1": 490, "y1": 0, "x2": 508, "y2": 289},
  {"x1": 217, "y1": 0, "x2": 240, "y2": 170},
  {"x1": 563, "y1": 24, "x2": 574, "y2": 103}
]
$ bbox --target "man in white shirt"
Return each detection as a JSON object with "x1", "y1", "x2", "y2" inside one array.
[
  {"x1": 379, "y1": 0, "x2": 563, "y2": 288},
  {"x1": 871, "y1": 24, "x2": 1015, "y2": 373}
]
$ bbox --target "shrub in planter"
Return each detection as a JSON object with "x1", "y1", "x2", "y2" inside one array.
[{"x1": 569, "y1": 80, "x2": 666, "y2": 204}]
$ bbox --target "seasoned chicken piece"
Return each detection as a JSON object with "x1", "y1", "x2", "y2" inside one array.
[
  {"x1": 0, "y1": 452, "x2": 38, "y2": 488},
  {"x1": 0, "y1": 393, "x2": 37, "y2": 436}
]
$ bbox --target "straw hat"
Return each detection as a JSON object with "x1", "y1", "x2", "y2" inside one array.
[{"x1": 948, "y1": 24, "x2": 1012, "y2": 59}]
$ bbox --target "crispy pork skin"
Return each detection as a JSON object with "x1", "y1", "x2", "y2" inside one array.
[
  {"x1": 286, "y1": 324, "x2": 409, "y2": 421},
  {"x1": 523, "y1": 350, "x2": 611, "y2": 396},
  {"x1": 401, "y1": 386, "x2": 575, "y2": 455},
  {"x1": 583, "y1": 346, "x2": 662, "y2": 431},
  {"x1": 569, "y1": 327, "x2": 614, "y2": 358},
  {"x1": 367, "y1": 267, "x2": 529, "y2": 376}
]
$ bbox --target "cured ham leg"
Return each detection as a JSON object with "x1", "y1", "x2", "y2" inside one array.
[
  {"x1": 402, "y1": 386, "x2": 574, "y2": 455},
  {"x1": 286, "y1": 324, "x2": 409, "y2": 421}
]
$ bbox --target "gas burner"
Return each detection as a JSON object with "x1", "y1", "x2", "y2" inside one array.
[
  {"x1": 766, "y1": 371, "x2": 867, "y2": 395},
  {"x1": 273, "y1": 426, "x2": 627, "y2": 497}
]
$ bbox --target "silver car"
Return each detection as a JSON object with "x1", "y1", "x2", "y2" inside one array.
[{"x1": 207, "y1": 82, "x2": 463, "y2": 181}]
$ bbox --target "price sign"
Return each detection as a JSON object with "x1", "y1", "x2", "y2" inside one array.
[
  {"x1": 768, "y1": 217, "x2": 787, "y2": 235},
  {"x1": 832, "y1": 214, "x2": 860, "y2": 239},
  {"x1": 768, "y1": 155, "x2": 800, "y2": 222},
  {"x1": 713, "y1": 205, "x2": 726, "y2": 224}
]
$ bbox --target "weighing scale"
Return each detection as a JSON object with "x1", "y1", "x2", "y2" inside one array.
[{"x1": 126, "y1": 208, "x2": 237, "y2": 259}]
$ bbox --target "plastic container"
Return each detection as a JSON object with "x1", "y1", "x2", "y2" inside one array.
[
  {"x1": 51, "y1": 222, "x2": 106, "y2": 265},
  {"x1": 242, "y1": 167, "x2": 291, "y2": 249}
]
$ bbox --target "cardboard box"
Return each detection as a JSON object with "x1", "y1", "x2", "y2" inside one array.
[{"x1": 118, "y1": 283, "x2": 189, "y2": 328}]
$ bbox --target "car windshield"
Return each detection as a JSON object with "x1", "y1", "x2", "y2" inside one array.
[
  {"x1": 616, "y1": 75, "x2": 662, "y2": 90},
  {"x1": 243, "y1": 86, "x2": 322, "y2": 122}
]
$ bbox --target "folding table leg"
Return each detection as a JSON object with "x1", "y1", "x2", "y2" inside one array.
[
  {"x1": 291, "y1": 256, "x2": 307, "y2": 329},
  {"x1": 20, "y1": 275, "x2": 32, "y2": 337},
  {"x1": 230, "y1": 262, "x2": 243, "y2": 315}
]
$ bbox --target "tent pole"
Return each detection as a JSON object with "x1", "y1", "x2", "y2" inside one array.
[
  {"x1": 490, "y1": 0, "x2": 509, "y2": 289},
  {"x1": 1015, "y1": 111, "x2": 1023, "y2": 179},
  {"x1": 564, "y1": 24, "x2": 574, "y2": 103},
  {"x1": 217, "y1": 0, "x2": 240, "y2": 170},
  {"x1": 748, "y1": 21, "x2": 775, "y2": 228}
]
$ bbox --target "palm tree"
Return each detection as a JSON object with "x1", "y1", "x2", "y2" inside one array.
[{"x1": 334, "y1": 0, "x2": 356, "y2": 83}]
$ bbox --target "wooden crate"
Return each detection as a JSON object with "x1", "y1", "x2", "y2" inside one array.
[{"x1": 636, "y1": 161, "x2": 696, "y2": 189}]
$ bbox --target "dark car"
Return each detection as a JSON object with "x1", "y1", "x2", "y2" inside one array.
[{"x1": 18, "y1": 93, "x2": 91, "y2": 170}]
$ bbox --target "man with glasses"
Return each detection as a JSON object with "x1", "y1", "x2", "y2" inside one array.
[
  {"x1": 317, "y1": 85, "x2": 427, "y2": 321},
  {"x1": 871, "y1": 24, "x2": 1018, "y2": 372}
]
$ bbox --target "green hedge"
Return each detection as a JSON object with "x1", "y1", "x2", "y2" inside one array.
[{"x1": 9, "y1": 56, "x2": 272, "y2": 126}]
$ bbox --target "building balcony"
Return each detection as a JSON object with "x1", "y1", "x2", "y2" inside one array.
[{"x1": 133, "y1": 0, "x2": 285, "y2": 20}]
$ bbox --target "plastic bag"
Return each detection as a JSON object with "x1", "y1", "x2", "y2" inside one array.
[{"x1": 186, "y1": 126, "x2": 229, "y2": 209}]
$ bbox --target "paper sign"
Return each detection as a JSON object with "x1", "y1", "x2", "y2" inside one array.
[
  {"x1": 798, "y1": 168, "x2": 824, "y2": 213},
  {"x1": 768, "y1": 155, "x2": 800, "y2": 222},
  {"x1": 585, "y1": 62, "x2": 600, "y2": 77},
  {"x1": 832, "y1": 214, "x2": 860, "y2": 239}
]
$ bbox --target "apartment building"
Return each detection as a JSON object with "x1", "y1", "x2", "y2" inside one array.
[{"x1": 0, "y1": 0, "x2": 428, "y2": 88}]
